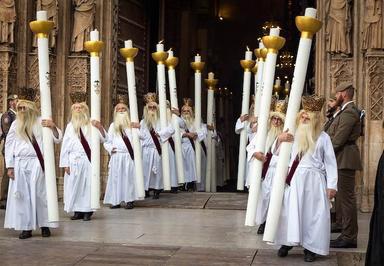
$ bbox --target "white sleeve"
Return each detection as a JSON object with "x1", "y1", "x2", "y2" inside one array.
[
  {"x1": 235, "y1": 118, "x2": 245, "y2": 134},
  {"x1": 59, "y1": 124, "x2": 72, "y2": 168},
  {"x1": 246, "y1": 136, "x2": 257, "y2": 162},
  {"x1": 322, "y1": 133, "x2": 338, "y2": 190},
  {"x1": 197, "y1": 124, "x2": 207, "y2": 142},
  {"x1": 52, "y1": 127, "x2": 63, "y2": 143},
  {"x1": 158, "y1": 124, "x2": 175, "y2": 143},
  {"x1": 103, "y1": 124, "x2": 114, "y2": 155},
  {"x1": 4, "y1": 121, "x2": 16, "y2": 168}
]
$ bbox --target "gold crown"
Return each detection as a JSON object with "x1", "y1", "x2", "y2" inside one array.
[
  {"x1": 302, "y1": 95, "x2": 325, "y2": 112},
  {"x1": 274, "y1": 99, "x2": 288, "y2": 114},
  {"x1": 114, "y1": 94, "x2": 129, "y2": 106},
  {"x1": 144, "y1": 92, "x2": 157, "y2": 104},
  {"x1": 70, "y1": 90, "x2": 88, "y2": 104},
  {"x1": 270, "y1": 95, "x2": 278, "y2": 111},
  {"x1": 18, "y1": 87, "x2": 37, "y2": 102},
  {"x1": 182, "y1": 98, "x2": 193, "y2": 108}
]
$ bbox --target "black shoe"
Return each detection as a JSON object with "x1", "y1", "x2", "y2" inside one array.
[
  {"x1": 170, "y1": 187, "x2": 178, "y2": 193},
  {"x1": 277, "y1": 245, "x2": 293, "y2": 257},
  {"x1": 19, "y1": 230, "x2": 32, "y2": 239},
  {"x1": 70, "y1": 212, "x2": 84, "y2": 220},
  {"x1": 41, "y1": 227, "x2": 51, "y2": 237},
  {"x1": 145, "y1": 191, "x2": 150, "y2": 198},
  {"x1": 152, "y1": 190, "x2": 160, "y2": 199},
  {"x1": 110, "y1": 204, "x2": 121, "y2": 209},
  {"x1": 303, "y1": 249, "x2": 316, "y2": 262},
  {"x1": 83, "y1": 212, "x2": 93, "y2": 221},
  {"x1": 257, "y1": 222, "x2": 266, "y2": 235},
  {"x1": 125, "y1": 202, "x2": 134, "y2": 209},
  {"x1": 331, "y1": 223, "x2": 342, "y2": 233},
  {"x1": 330, "y1": 238, "x2": 357, "y2": 248}
]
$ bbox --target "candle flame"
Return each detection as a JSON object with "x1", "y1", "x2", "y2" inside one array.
[
  {"x1": 168, "y1": 48, "x2": 173, "y2": 52},
  {"x1": 197, "y1": 53, "x2": 200, "y2": 56},
  {"x1": 246, "y1": 46, "x2": 250, "y2": 51},
  {"x1": 159, "y1": 40, "x2": 164, "y2": 44}
]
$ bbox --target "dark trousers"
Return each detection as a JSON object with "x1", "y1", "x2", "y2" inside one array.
[{"x1": 335, "y1": 169, "x2": 358, "y2": 241}]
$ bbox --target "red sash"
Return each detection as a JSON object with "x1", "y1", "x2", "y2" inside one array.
[
  {"x1": 200, "y1": 141, "x2": 207, "y2": 156},
  {"x1": 149, "y1": 128, "x2": 162, "y2": 155},
  {"x1": 120, "y1": 129, "x2": 134, "y2": 160},
  {"x1": 261, "y1": 152, "x2": 273, "y2": 179},
  {"x1": 168, "y1": 137, "x2": 175, "y2": 153},
  {"x1": 26, "y1": 132, "x2": 45, "y2": 172},
  {"x1": 185, "y1": 128, "x2": 196, "y2": 151},
  {"x1": 79, "y1": 128, "x2": 91, "y2": 162},
  {"x1": 286, "y1": 155, "x2": 301, "y2": 185}
]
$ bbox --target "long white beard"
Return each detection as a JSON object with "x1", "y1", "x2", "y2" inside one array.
[
  {"x1": 182, "y1": 113, "x2": 194, "y2": 129},
  {"x1": 114, "y1": 112, "x2": 131, "y2": 133},
  {"x1": 166, "y1": 108, "x2": 172, "y2": 122},
  {"x1": 16, "y1": 111, "x2": 40, "y2": 140},
  {"x1": 295, "y1": 123, "x2": 317, "y2": 156},
  {"x1": 71, "y1": 111, "x2": 90, "y2": 136},
  {"x1": 265, "y1": 125, "x2": 282, "y2": 153},
  {"x1": 144, "y1": 110, "x2": 158, "y2": 129}
]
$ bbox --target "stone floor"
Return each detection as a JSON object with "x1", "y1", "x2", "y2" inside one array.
[{"x1": 0, "y1": 192, "x2": 369, "y2": 265}]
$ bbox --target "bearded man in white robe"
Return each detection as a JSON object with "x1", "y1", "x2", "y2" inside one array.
[
  {"x1": 273, "y1": 95, "x2": 338, "y2": 262},
  {"x1": 103, "y1": 96, "x2": 141, "y2": 209},
  {"x1": 4, "y1": 87, "x2": 62, "y2": 239},
  {"x1": 248, "y1": 99, "x2": 287, "y2": 234},
  {"x1": 140, "y1": 93, "x2": 174, "y2": 199},
  {"x1": 59, "y1": 91, "x2": 107, "y2": 221}
]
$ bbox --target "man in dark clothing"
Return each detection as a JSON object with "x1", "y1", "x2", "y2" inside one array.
[
  {"x1": 0, "y1": 94, "x2": 18, "y2": 209},
  {"x1": 326, "y1": 82, "x2": 362, "y2": 248},
  {"x1": 365, "y1": 150, "x2": 384, "y2": 266}
]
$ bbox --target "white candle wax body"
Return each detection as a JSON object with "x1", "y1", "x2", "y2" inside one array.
[
  {"x1": 194, "y1": 72, "x2": 202, "y2": 183},
  {"x1": 237, "y1": 69, "x2": 252, "y2": 190},
  {"x1": 36, "y1": 33, "x2": 59, "y2": 222},
  {"x1": 167, "y1": 65, "x2": 185, "y2": 184},
  {"x1": 254, "y1": 60, "x2": 265, "y2": 117},
  {"x1": 245, "y1": 50, "x2": 279, "y2": 226},
  {"x1": 125, "y1": 49, "x2": 145, "y2": 198},
  {"x1": 263, "y1": 18, "x2": 315, "y2": 242},
  {"x1": 195, "y1": 55, "x2": 201, "y2": 62},
  {"x1": 245, "y1": 51, "x2": 252, "y2": 60},
  {"x1": 90, "y1": 29, "x2": 99, "y2": 41},
  {"x1": 37, "y1": 10, "x2": 47, "y2": 20},
  {"x1": 124, "y1": 40, "x2": 133, "y2": 48},
  {"x1": 205, "y1": 89, "x2": 214, "y2": 191},
  {"x1": 157, "y1": 43, "x2": 164, "y2": 52}
]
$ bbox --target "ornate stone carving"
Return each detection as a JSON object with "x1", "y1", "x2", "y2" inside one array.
[
  {"x1": 0, "y1": 52, "x2": 16, "y2": 112},
  {"x1": 71, "y1": 0, "x2": 96, "y2": 52},
  {"x1": 366, "y1": 56, "x2": 384, "y2": 120},
  {"x1": 329, "y1": 57, "x2": 353, "y2": 91},
  {"x1": 0, "y1": 0, "x2": 16, "y2": 44},
  {"x1": 325, "y1": 0, "x2": 352, "y2": 55},
  {"x1": 33, "y1": 0, "x2": 59, "y2": 49},
  {"x1": 66, "y1": 57, "x2": 88, "y2": 92},
  {"x1": 362, "y1": 0, "x2": 384, "y2": 50}
]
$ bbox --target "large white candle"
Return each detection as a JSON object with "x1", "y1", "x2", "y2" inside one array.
[
  {"x1": 237, "y1": 48, "x2": 254, "y2": 190},
  {"x1": 205, "y1": 72, "x2": 215, "y2": 191},
  {"x1": 263, "y1": 8, "x2": 321, "y2": 242},
  {"x1": 245, "y1": 27, "x2": 285, "y2": 226},
  {"x1": 121, "y1": 40, "x2": 145, "y2": 199},
  {"x1": 166, "y1": 50, "x2": 185, "y2": 184},
  {"x1": 89, "y1": 29, "x2": 102, "y2": 209},
  {"x1": 211, "y1": 98, "x2": 217, "y2": 192},
  {"x1": 30, "y1": 11, "x2": 59, "y2": 222},
  {"x1": 193, "y1": 54, "x2": 203, "y2": 183},
  {"x1": 154, "y1": 43, "x2": 171, "y2": 190}
]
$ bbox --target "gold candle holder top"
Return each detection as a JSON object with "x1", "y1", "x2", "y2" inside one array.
[
  {"x1": 251, "y1": 64, "x2": 258, "y2": 74},
  {"x1": 165, "y1": 56, "x2": 179, "y2": 69},
  {"x1": 191, "y1": 61, "x2": 205, "y2": 73},
  {"x1": 254, "y1": 47, "x2": 268, "y2": 62},
  {"x1": 120, "y1": 47, "x2": 139, "y2": 62},
  {"x1": 240, "y1": 59, "x2": 256, "y2": 72},
  {"x1": 204, "y1": 78, "x2": 218, "y2": 91},
  {"x1": 262, "y1": 35, "x2": 286, "y2": 54},
  {"x1": 29, "y1": 20, "x2": 54, "y2": 39},
  {"x1": 152, "y1": 51, "x2": 168, "y2": 64},
  {"x1": 84, "y1": 40, "x2": 104, "y2": 57},
  {"x1": 284, "y1": 86, "x2": 290, "y2": 96},
  {"x1": 295, "y1": 16, "x2": 323, "y2": 39}
]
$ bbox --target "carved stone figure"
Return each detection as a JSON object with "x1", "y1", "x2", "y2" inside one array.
[
  {"x1": 325, "y1": 0, "x2": 352, "y2": 55},
  {"x1": 71, "y1": 0, "x2": 96, "y2": 52},
  {"x1": 362, "y1": 0, "x2": 384, "y2": 50},
  {"x1": 33, "y1": 0, "x2": 58, "y2": 48},
  {"x1": 0, "y1": 0, "x2": 16, "y2": 44}
]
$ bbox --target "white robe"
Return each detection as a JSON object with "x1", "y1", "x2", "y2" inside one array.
[
  {"x1": 167, "y1": 117, "x2": 182, "y2": 188},
  {"x1": 215, "y1": 132, "x2": 225, "y2": 187},
  {"x1": 4, "y1": 119, "x2": 62, "y2": 230},
  {"x1": 59, "y1": 123, "x2": 106, "y2": 213},
  {"x1": 236, "y1": 118, "x2": 256, "y2": 187},
  {"x1": 103, "y1": 124, "x2": 139, "y2": 205},
  {"x1": 180, "y1": 119, "x2": 197, "y2": 184},
  {"x1": 274, "y1": 132, "x2": 338, "y2": 256},
  {"x1": 197, "y1": 124, "x2": 208, "y2": 191},
  {"x1": 140, "y1": 120, "x2": 174, "y2": 190}
]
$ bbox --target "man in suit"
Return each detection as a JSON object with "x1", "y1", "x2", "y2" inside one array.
[
  {"x1": 326, "y1": 82, "x2": 362, "y2": 248},
  {"x1": 0, "y1": 94, "x2": 18, "y2": 209}
]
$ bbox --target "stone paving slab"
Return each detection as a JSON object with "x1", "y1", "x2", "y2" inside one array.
[
  {"x1": 134, "y1": 192, "x2": 213, "y2": 209},
  {"x1": 204, "y1": 192, "x2": 248, "y2": 210}
]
